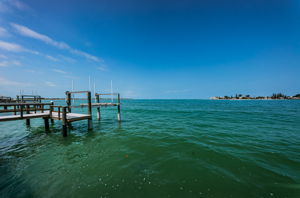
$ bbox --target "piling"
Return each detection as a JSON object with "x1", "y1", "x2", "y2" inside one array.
[
  {"x1": 87, "y1": 91, "x2": 93, "y2": 129},
  {"x1": 96, "y1": 94, "x2": 101, "y2": 120},
  {"x1": 117, "y1": 93, "x2": 121, "y2": 121},
  {"x1": 26, "y1": 104, "x2": 30, "y2": 126},
  {"x1": 44, "y1": 118, "x2": 49, "y2": 132},
  {"x1": 62, "y1": 107, "x2": 68, "y2": 137}
]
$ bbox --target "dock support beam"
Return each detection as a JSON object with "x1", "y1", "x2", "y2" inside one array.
[
  {"x1": 96, "y1": 95, "x2": 100, "y2": 120},
  {"x1": 87, "y1": 91, "x2": 93, "y2": 129},
  {"x1": 117, "y1": 93, "x2": 121, "y2": 121},
  {"x1": 50, "y1": 102, "x2": 54, "y2": 124},
  {"x1": 62, "y1": 107, "x2": 68, "y2": 137},
  {"x1": 44, "y1": 118, "x2": 49, "y2": 132},
  {"x1": 26, "y1": 104, "x2": 30, "y2": 126}
]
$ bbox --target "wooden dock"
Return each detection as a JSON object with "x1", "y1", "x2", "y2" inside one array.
[{"x1": 0, "y1": 91, "x2": 121, "y2": 137}]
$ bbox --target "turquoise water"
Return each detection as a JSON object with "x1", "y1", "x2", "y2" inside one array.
[{"x1": 0, "y1": 100, "x2": 300, "y2": 198}]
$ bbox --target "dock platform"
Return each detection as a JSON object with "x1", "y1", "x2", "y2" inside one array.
[{"x1": 0, "y1": 91, "x2": 121, "y2": 137}]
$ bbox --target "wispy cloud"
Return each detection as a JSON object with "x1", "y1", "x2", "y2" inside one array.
[
  {"x1": 0, "y1": 1, "x2": 11, "y2": 13},
  {"x1": 0, "y1": 27, "x2": 9, "y2": 37},
  {"x1": 52, "y1": 69, "x2": 67, "y2": 74},
  {"x1": 59, "y1": 55, "x2": 76, "y2": 63},
  {"x1": 45, "y1": 81, "x2": 56, "y2": 87},
  {"x1": 63, "y1": 75, "x2": 80, "y2": 80},
  {"x1": 0, "y1": 60, "x2": 21, "y2": 67},
  {"x1": 0, "y1": 40, "x2": 60, "y2": 62},
  {"x1": 11, "y1": 23, "x2": 101, "y2": 62},
  {"x1": 45, "y1": 55, "x2": 59, "y2": 61},
  {"x1": 0, "y1": 76, "x2": 31, "y2": 86},
  {"x1": 0, "y1": 54, "x2": 8, "y2": 58},
  {"x1": 0, "y1": 40, "x2": 25, "y2": 52},
  {"x1": 97, "y1": 65, "x2": 108, "y2": 71},
  {"x1": 9, "y1": 0, "x2": 30, "y2": 11}
]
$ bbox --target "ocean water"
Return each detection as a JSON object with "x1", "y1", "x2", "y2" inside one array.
[{"x1": 0, "y1": 100, "x2": 300, "y2": 198}]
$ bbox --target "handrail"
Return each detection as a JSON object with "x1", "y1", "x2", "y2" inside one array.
[
  {"x1": 0, "y1": 102, "x2": 52, "y2": 106},
  {"x1": 95, "y1": 93, "x2": 119, "y2": 96}
]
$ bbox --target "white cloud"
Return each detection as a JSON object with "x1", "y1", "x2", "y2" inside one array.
[
  {"x1": 0, "y1": 27, "x2": 9, "y2": 37},
  {"x1": 0, "y1": 77, "x2": 31, "y2": 86},
  {"x1": 59, "y1": 55, "x2": 76, "y2": 63},
  {"x1": 0, "y1": 40, "x2": 25, "y2": 52},
  {"x1": 11, "y1": 23, "x2": 101, "y2": 62},
  {"x1": 52, "y1": 69, "x2": 67, "y2": 74},
  {"x1": 9, "y1": 0, "x2": 30, "y2": 11},
  {"x1": 0, "y1": 2, "x2": 11, "y2": 13},
  {"x1": 97, "y1": 65, "x2": 108, "y2": 71},
  {"x1": 45, "y1": 81, "x2": 56, "y2": 87},
  {"x1": 0, "y1": 60, "x2": 21, "y2": 67},
  {"x1": 45, "y1": 55, "x2": 59, "y2": 61},
  {"x1": 0, "y1": 40, "x2": 59, "y2": 62},
  {"x1": 0, "y1": 54, "x2": 8, "y2": 58}
]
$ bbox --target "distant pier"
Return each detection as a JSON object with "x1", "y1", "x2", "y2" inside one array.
[{"x1": 0, "y1": 91, "x2": 121, "y2": 137}]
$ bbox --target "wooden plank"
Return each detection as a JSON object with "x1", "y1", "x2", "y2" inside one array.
[
  {"x1": 0, "y1": 112, "x2": 50, "y2": 122},
  {"x1": 0, "y1": 102, "x2": 52, "y2": 106}
]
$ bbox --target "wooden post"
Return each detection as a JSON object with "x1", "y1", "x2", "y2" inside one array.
[
  {"x1": 87, "y1": 91, "x2": 93, "y2": 129},
  {"x1": 26, "y1": 104, "x2": 30, "y2": 126},
  {"x1": 117, "y1": 93, "x2": 121, "y2": 121},
  {"x1": 62, "y1": 107, "x2": 68, "y2": 137},
  {"x1": 20, "y1": 104, "x2": 23, "y2": 118},
  {"x1": 96, "y1": 94, "x2": 100, "y2": 120},
  {"x1": 50, "y1": 102, "x2": 54, "y2": 124},
  {"x1": 13, "y1": 105, "x2": 16, "y2": 115},
  {"x1": 66, "y1": 91, "x2": 72, "y2": 113},
  {"x1": 44, "y1": 118, "x2": 49, "y2": 132}
]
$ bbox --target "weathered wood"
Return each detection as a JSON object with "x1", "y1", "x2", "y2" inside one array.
[
  {"x1": 66, "y1": 91, "x2": 72, "y2": 113},
  {"x1": 88, "y1": 92, "x2": 93, "y2": 129},
  {"x1": 50, "y1": 102, "x2": 54, "y2": 124},
  {"x1": 87, "y1": 92, "x2": 92, "y2": 115},
  {"x1": 44, "y1": 118, "x2": 49, "y2": 131},
  {"x1": 0, "y1": 107, "x2": 50, "y2": 113},
  {"x1": 62, "y1": 107, "x2": 67, "y2": 137},
  {"x1": 0, "y1": 112, "x2": 49, "y2": 122},
  {"x1": 117, "y1": 93, "x2": 121, "y2": 121},
  {"x1": 20, "y1": 105, "x2": 23, "y2": 118},
  {"x1": 96, "y1": 95, "x2": 100, "y2": 120},
  {"x1": 88, "y1": 119, "x2": 93, "y2": 130},
  {"x1": 26, "y1": 104, "x2": 31, "y2": 126},
  {"x1": 0, "y1": 102, "x2": 52, "y2": 106}
]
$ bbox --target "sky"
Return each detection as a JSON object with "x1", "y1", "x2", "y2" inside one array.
[{"x1": 0, "y1": 0, "x2": 299, "y2": 99}]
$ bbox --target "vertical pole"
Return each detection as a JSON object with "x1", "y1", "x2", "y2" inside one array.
[
  {"x1": 50, "y1": 102, "x2": 54, "y2": 124},
  {"x1": 13, "y1": 105, "x2": 16, "y2": 115},
  {"x1": 96, "y1": 94, "x2": 101, "y2": 120},
  {"x1": 62, "y1": 107, "x2": 68, "y2": 137},
  {"x1": 4, "y1": 106, "x2": 7, "y2": 110},
  {"x1": 117, "y1": 93, "x2": 121, "y2": 121},
  {"x1": 26, "y1": 104, "x2": 30, "y2": 126},
  {"x1": 66, "y1": 91, "x2": 72, "y2": 113},
  {"x1": 87, "y1": 91, "x2": 93, "y2": 129},
  {"x1": 20, "y1": 104, "x2": 23, "y2": 118},
  {"x1": 44, "y1": 118, "x2": 49, "y2": 132}
]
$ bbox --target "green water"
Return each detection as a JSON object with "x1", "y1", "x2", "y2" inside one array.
[{"x1": 0, "y1": 100, "x2": 300, "y2": 198}]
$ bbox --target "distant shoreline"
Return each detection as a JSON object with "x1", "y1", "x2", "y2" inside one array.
[{"x1": 210, "y1": 93, "x2": 300, "y2": 100}]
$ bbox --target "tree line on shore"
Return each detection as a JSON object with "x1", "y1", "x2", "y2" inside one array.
[{"x1": 211, "y1": 93, "x2": 300, "y2": 100}]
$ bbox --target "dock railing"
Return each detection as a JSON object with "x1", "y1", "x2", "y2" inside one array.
[
  {"x1": 0, "y1": 102, "x2": 53, "y2": 118},
  {"x1": 94, "y1": 93, "x2": 121, "y2": 121}
]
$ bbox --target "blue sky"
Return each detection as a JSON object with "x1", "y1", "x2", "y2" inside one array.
[{"x1": 0, "y1": 0, "x2": 299, "y2": 98}]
